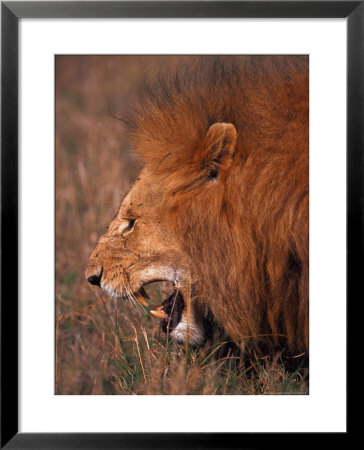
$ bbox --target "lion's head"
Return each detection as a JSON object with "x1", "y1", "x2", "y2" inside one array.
[
  {"x1": 86, "y1": 167, "x2": 189, "y2": 298},
  {"x1": 85, "y1": 122, "x2": 237, "y2": 345},
  {"x1": 86, "y1": 56, "x2": 309, "y2": 353}
]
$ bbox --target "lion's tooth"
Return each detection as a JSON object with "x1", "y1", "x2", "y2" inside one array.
[
  {"x1": 150, "y1": 310, "x2": 168, "y2": 319},
  {"x1": 135, "y1": 295, "x2": 148, "y2": 307},
  {"x1": 140, "y1": 287, "x2": 150, "y2": 299}
]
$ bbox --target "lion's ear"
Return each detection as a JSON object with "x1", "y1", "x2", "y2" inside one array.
[{"x1": 195, "y1": 123, "x2": 237, "y2": 181}]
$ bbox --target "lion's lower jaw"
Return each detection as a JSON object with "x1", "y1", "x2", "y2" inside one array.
[{"x1": 170, "y1": 315, "x2": 206, "y2": 347}]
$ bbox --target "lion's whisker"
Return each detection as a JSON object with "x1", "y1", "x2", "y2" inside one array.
[{"x1": 122, "y1": 279, "x2": 143, "y2": 315}]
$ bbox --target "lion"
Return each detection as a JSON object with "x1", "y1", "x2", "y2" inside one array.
[{"x1": 86, "y1": 56, "x2": 309, "y2": 354}]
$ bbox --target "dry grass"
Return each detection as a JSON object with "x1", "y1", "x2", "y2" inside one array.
[{"x1": 55, "y1": 55, "x2": 308, "y2": 395}]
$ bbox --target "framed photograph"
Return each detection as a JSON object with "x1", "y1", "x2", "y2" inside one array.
[{"x1": 1, "y1": 1, "x2": 358, "y2": 447}]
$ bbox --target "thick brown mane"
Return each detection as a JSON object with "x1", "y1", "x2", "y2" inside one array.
[
  {"x1": 124, "y1": 56, "x2": 309, "y2": 354},
  {"x1": 124, "y1": 56, "x2": 307, "y2": 179}
]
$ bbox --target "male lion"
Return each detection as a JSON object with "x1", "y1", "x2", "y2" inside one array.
[{"x1": 86, "y1": 56, "x2": 309, "y2": 355}]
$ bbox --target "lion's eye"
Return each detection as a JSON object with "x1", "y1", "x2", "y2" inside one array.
[
  {"x1": 118, "y1": 219, "x2": 136, "y2": 234},
  {"x1": 124, "y1": 219, "x2": 136, "y2": 232}
]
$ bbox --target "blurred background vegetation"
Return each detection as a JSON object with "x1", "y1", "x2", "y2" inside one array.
[{"x1": 56, "y1": 55, "x2": 308, "y2": 395}]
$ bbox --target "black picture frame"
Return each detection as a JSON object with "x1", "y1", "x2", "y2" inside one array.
[{"x1": 1, "y1": 1, "x2": 359, "y2": 448}]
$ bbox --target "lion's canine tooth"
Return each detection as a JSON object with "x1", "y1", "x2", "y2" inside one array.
[
  {"x1": 140, "y1": 287, "x2": 150, "y2": 299},
  {"x1": 150, "y1": 310, "x2": 168, "y2": 319},
  {"x1": 135, "y1": 295, "x2": 148, "y2": 307}
]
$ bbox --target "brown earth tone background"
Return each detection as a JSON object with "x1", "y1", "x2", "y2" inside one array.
[{"x1": 56, "y1": 55, "x2": 308, "y2": 395}]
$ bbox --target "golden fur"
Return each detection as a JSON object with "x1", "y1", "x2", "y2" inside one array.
[{"x1": 86, "y1": 56, "x2": 309, "y2": 354}]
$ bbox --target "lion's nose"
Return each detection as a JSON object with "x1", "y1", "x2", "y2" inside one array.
[
  {"x1": 86, "y1": 266, "x2": 103, "y2": 287},
  {"x1": 87, "y1": 274, "x2": 101, "y2": 286}
]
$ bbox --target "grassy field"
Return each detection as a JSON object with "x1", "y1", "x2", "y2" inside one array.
[{"x1": 55, "y1": 55, "x2": 308, "y2": 395}]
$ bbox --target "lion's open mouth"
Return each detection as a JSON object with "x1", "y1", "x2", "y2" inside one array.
[
  {"x1": 156, "y1": 291, "x2": 185, "y2": 333},
  {"x1": 133, "y1": 283, "x2": 185, "y2": 333}
]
